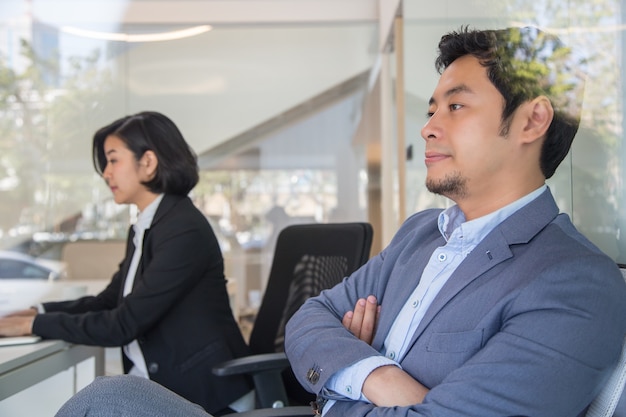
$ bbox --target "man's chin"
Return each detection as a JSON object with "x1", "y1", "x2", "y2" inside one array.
[{"x1": 425, "y1": 175, "x2": 467, "y2": 199}]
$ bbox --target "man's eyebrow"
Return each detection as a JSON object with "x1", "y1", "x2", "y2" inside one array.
[
  {"x1": 428, "y1": 84, "x2": 474, "y2": 105},
  {"x1": 105, "y1": 149, "x2": 117, "y2": 156}
]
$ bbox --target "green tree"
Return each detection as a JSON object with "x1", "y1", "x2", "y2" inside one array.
[{"x1": 0, "y1": 38, "x2": 118, "y2": 247}]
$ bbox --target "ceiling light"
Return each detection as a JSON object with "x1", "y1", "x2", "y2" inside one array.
[{"x1": 60, "y1": 25, "x2": 212, "y2": 42}]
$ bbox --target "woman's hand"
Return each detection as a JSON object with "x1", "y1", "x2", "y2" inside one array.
[
  {"x1": 5, "y1": 307, "x2": 38, "y2": 317},
  {"x1": 0, "y1": 316, "x2": 35, "y2": 336}
]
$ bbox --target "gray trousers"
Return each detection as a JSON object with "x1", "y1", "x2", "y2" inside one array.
[{"x1": 55, "y1": 375, "x2": 213, "y2": 417}]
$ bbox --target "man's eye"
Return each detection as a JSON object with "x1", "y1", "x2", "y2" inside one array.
[{"x1": 450, "y1": 104, "x2": 463, "y2": 111}]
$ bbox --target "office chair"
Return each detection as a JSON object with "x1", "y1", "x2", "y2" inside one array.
[
  {"x1": 585, "y1": 265, "x2": 626, "y2": 417},
  {"x1": 224, "y1": 264, "x2": 626, "y2": 417},
  {"x1": 213, "y1": 222, "x2": 373, "y2": 411}
]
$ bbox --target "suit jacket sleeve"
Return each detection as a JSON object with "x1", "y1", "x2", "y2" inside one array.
[{"x1": 32, "y1": 197, "x2": 217, "y2": 347}]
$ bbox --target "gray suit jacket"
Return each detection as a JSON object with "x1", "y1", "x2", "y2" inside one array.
[{"x1": 285, "y1": 188, "x2": 626, "y2": 417}]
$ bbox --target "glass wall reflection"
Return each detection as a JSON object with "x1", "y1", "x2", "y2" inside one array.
[
  {"x1": 403, "y1": 0, "x2": 626, "y2": 262},
  {"x1": 4, "y1": 0, "x2": 626, "y2": 317},
  {"x1": 0, "y1": 0, "x2": 377, "y2": 315}
]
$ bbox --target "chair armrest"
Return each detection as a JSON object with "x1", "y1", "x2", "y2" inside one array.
[
  {"x1": 213, "y1": 352, "x2": 293, "y2": 408},
  {"x1": 213, "y1": 352, "x2": 290, "y2": 377},
  {"x1": 223, "y1": 406, "x2": 313, "y2": 417}
]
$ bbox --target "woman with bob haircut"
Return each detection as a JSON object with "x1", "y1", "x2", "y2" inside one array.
[{"x1": 0, "y1": 111, "x2": 252, "y2": 415}]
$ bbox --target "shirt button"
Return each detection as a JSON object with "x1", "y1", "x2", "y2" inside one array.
[
  {"x1": 412, "y1": 299, "x2": 420, "y2": 308},
  {"x1": 438, "y1": 253, "x2": 447, "y2": 262},
  {"x1": 345, "y1": 385, "x2": 352, "y2": 394},
  {"x1": 388, "y1": 351, "x2": 395, "y2": 359}
]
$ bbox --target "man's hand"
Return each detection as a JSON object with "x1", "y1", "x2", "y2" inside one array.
[
  {"x1": 342, "y1": 296, "x2": 430, "y2": 407},
  {"x1": 362, "y1": 365, "x2": 429, "y2": 407},
  {"x1": 342, "y1": 295, "x2": 380, "y2": 345}
]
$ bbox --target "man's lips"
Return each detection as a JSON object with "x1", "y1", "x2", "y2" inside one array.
[{"x1": 424, "y1": 151, "x2": 449, "y2": 164}]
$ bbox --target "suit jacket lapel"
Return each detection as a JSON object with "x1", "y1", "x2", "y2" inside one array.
[
  {"x1": 407, "y1": 188, "x2": 561, "y2": 344},
  {"x1": 411, "y1": 230, "x2": 513, "y2": 341},
  {"x1": 116, "y1": 196, "x2": 176, "y2": 303},
  {"x1": 139, "y1": 194, "x2": 180, "y2": 262},
  {"x1": 118, "y1": 225, "x2": 136, "y2": 303},
  {"x1": 372, "y1": 232, "x2": 442, "y2": 350}
]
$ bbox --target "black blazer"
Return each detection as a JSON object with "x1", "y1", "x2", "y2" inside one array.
[{"x1": 34, "y1": 194, "x2": 251, "y2": 412}]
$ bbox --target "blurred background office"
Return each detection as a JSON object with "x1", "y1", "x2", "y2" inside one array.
[{"x1": 0, "y1": 0, "x2": 625, "y2": 337}]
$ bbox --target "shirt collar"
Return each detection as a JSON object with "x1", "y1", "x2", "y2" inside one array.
[
  {"x1": 134, "y1": 194, "x2": 164, "y2": 234},
  {"x1": 437, "y1": 184, "x2": 547, "y2": 244}
]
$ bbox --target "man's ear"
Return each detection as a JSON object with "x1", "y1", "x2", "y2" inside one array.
[
  {"x1": 521, "y1": 96, "x2": 554, "y2": 143},
  {"x1": 140, "y1": 150, "x2": 158, "y2": 179}
]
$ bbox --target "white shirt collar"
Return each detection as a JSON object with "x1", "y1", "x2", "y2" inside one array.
[{"x1": 133, "y1": 194, "x2": 164, "y2": 234}]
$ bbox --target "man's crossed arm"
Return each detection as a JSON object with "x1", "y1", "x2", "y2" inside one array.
[{"x1": 341, "y1": 295, "x2": 429, "y2": 407}]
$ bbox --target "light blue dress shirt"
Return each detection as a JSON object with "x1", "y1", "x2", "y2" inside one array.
[{"x1": 321, "y1": 185, "x2": 547, "y2": 414}]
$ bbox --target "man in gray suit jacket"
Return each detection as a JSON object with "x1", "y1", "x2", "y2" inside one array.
[
  {"x1": 285, "y1": 27, "x2": 626, "y2": 417},
  {"x1": 51, "y1": 26, "x2": 626, "y2": 417}
]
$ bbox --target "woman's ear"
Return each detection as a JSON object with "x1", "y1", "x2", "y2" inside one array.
[
  {"x1": 521, "y1": 96, "x2": 554, "y2": 144},
  {"x1": 140, "y1": 150, "x2": 158, "y2": 179}
]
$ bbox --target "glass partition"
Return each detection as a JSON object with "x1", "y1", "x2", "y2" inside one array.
[
  {"x1": 403, "y1": 0, "x2": 626, "y2": 263},
  {"x1": 0, "y1": 0, "x2": 378, "y2": 315},
  {"x1": 196, "y1": 86, "x2": 371, "y2": 313}
]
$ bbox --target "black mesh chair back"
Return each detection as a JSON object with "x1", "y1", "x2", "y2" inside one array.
[
  {"x1": 248, "y1": 222, "x2": 373, "y2": 405},
  {"x1": 249, "y1": 222, "x2": 373, "y2": 355}
]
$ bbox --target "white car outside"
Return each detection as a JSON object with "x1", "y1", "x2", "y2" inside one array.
[{"x1": 0, "y1": 250, "x2": 76, "y2": 315}]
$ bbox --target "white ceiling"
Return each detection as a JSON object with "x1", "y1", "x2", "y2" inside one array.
[
  {"x1": 28, "y1": 0, "x2": 381, "y2": 156},
  {"x1": 29, "y1": 0, "x2": 378, "y2": 25}
]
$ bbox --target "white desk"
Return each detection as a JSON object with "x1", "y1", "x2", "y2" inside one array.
[{"x1": 0, "y1": 340, "x2": 104, "y2": 416}]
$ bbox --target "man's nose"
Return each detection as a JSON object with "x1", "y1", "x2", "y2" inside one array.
[{"x1": 421, "y1": 114, "x2": 439, "y2": 141}]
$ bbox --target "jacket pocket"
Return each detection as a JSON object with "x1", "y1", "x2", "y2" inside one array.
[{"x1": 426, "y1": 329, "x2": 484, "y2": 353}]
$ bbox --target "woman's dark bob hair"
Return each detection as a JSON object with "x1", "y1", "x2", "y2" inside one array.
[{"x1": 93, "y1": 111, "x2": 199, "y2": 196}]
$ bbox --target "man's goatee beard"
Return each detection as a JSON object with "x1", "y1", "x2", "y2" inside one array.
[{"x1": 425, "y1": 172, "x2": 467, "y2": 199}]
